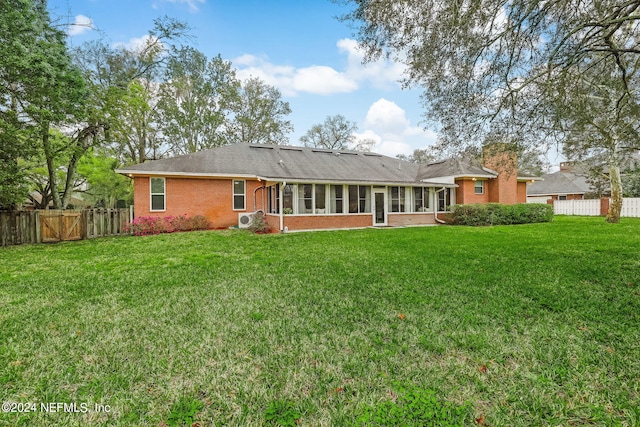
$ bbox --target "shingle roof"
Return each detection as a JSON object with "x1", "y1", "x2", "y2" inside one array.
[
  {"x1": 117, "y1": 144, "x2": 453, "y2": 186},
  {"x1": 417, "y1": 158, "x2": 497, "y2": 181},
  {"x1": 527, "y1": 171, "x2": 591, "y2": 196},
  {"x1": 118, "y1": 144, "x2": 538, "y2": 186}
]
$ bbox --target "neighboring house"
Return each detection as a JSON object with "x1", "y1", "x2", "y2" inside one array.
[
  {"x1": 527, "y1": 162, "x2": 593, "y2": 203},
  {"x1": 117, "y1": 144, "x2": 539, "y2": 232},
  {"x1": 528, "y1": 154, "x2": 640, "y2": 203}
]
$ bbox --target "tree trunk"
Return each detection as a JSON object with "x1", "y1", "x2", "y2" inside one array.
[
  {"x1": 42, "y1": 123, "x2": 61, "y2": 209},
  {"x1": 606, "y1": 163, "x2": 623, "y2": 223}
]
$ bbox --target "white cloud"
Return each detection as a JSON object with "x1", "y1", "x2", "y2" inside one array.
[
  {"x1": 68, "y1": 15, "x2": 94, "y2": 36},
  {"x1": 292, "y1": 66, "x2": 358, "y2": 95},
  {"x1": 361, "y1": 98, "x2": 438, "y2": 157},
  {"x1": 364, "y1": 98, "x2": 412, "y2": 134},
  {"x1": 231, "y1": 38, "x2": 404, "y2": 96},
  {"x1": 337, "y1": 38, "x2": 405, "y2": 88}
]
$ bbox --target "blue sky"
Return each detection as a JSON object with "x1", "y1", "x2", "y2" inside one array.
[{"x1": 47, "y1": 0, "x2": 438, "y2": 158}]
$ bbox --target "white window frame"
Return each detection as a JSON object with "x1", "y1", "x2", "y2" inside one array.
[
  {"x1": 474, "y1": 180, "x2": 485, "y2": 195},
  {"x1": 330, "y1": 184, "x2": 344, "y2": 214},
  {"x1": 233, "y1": 179, "x2": 246, "y2": 211},
  {"x1": 150, "y1": 177, "x2": 166, "y2": 212},
  {"x1": 414, "y1": 187, "x2": 431, "y2": 212}
]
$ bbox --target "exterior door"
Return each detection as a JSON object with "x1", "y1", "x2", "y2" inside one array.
[{"x1": 373, "y1": 189, "x2": 387, "y2": 226}]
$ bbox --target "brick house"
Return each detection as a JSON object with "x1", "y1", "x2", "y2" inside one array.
[
  {"x1": 117, "y1": 144, "x2": 538, "y2": 232},
  {"x1": 526, "y1": 162, "x2": 592, "y2": 203}
]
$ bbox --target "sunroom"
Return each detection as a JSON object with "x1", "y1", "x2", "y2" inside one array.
[{"x1": 261, "y1": 181, "x2": 457, "y2": 231}]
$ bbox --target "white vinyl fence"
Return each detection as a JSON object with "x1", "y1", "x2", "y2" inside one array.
[
  {"x1": 554, "y1": 198, "x2": 640, "y2": 217},
  {"x1": 621, "y1": 198, "x2": 640, "y2": 217}
]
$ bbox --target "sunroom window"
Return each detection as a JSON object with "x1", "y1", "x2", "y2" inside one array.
[
  {"x1": 330, "y1": 185, "x2": 343, "y2": 213},
  {"x1": 414, "y1": 187, "x2": 430, "y2": 212},
  {"x1": 389, "y1": 186, "x2": 405, "y2": 212}
]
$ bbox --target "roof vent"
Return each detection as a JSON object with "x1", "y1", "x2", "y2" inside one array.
[
  {"x1": 278, "y1": 159, "x2": 284, "y2": 167},
  {"x1": 334, "y1": 152, "x2": 340, "y2": 156}
]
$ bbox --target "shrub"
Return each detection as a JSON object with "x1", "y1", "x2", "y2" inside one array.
[
  {"x1": 126, "y1": 214, "x2": 212, "y2": 236},
  {"x1": 447, "y1": 203, "x2": 553, "y2": 226},
  {"x1": 248, "y1": 211, "x2": 270, "y2": 233}
]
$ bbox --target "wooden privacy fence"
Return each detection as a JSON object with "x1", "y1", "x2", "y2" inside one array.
[{"x1": 0, "y1": 208, "x2": 131, "y2": 246}]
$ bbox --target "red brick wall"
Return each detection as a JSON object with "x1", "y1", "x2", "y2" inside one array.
[
  {"x1": 281, "y1": 214, "x2": 371, "y2": 231},
  {"x1": 517, "y1": 182, "x2": 528, "y2": 203},
  {"x1": 388, "y1": 213, "x2": 436, "y2": 226},
  {"x1": 483, "y1": 148, "x2": 518, "y2": 205},
  {"x1": 133, "y1": 176, "x2": 266, "y2": 228},
  {"x1": 455, "y1": 179, "x2": 489, "y2": 204}
]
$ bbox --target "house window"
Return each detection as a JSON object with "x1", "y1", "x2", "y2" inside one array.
[
  {"x1": 359, "y1": 186, "x2": 371, "y2": 213},
  {"x1": 348, "y1": 185, "x2": 358, "y2": 213},
  {"x1": 330, "y1": 185, "x2": 343, "y2": 213},
  {"x1": 438, "y1": 188, "x2": 452, "y2": 212},
  {"x1": 559, "y1": 195, "x2": 567, "y2": 200},
  {"x1": 283, "y1": 184, "x2": 293, "y2": 212},
  {"x1": 268, "y1": 185, "x2": 279, "y2": 214},
  {"x1": 233, "y1": 180, "x2": 245, "y2": 210},
  {"x1": 389, "y1": 186, "x2": 405, "y2": 212},
  {"x1": 298, "y1": 184, "x2": 313, "y2": 214},
  {"x1": 348, "y1": 185, "x2": 370, "y2": 213},
  {"x1": 414, "y1": 187, "x2": 430, "y2": 212},
  {"x1": 315, "y1": 184, "x2": 326, "y2": 213},
  {"x1": 150, "y1": 177, "x2": 165, "y2": 211},
  {"x1": 474, "y1": 180, "x2": 485, "y2": 194}
]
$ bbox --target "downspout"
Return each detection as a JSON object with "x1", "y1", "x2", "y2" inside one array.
[
  {"x1": 434, "y1": 187, "x2": 447, "y2": 224},
  {"x1": 253, "y1": 181, "x2": 265, "y2": 212}
]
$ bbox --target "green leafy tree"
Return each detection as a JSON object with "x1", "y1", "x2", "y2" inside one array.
[
  {"x1": 300, "y1": 114, "x2": 371, "y2": 151},
  {"x1": 77, "y1": 150, "x2": 132, "y2": 208},
  {"x1": 225, "y1": 77, "x2": 293, "y2": 145},
  {"x1": 0, "y1": 0, "x2": 86, "y2": 209},
  {"x1": 343, "y1": 0, "x2": 640, "y2": 222},
  {"x1": 158, "y1": 48, "x2": 240, "y2": 154},
  {"x1": 111, "y1": 79, "x2": 164, "y2": 164},
  {"x1": 623, "y1": 168, "x2": 640, "y2": 197}
]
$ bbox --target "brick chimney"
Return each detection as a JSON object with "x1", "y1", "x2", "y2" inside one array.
[
  {"x1": 559, "y1": 162, "x2": 573, "y2": 173},
  {"x1": 482, "y1": 143, "x2": 518, "y2": 204}
]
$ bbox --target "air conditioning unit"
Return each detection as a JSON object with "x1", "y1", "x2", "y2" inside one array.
[{"x1": 238, "y1": 212, "x2": 254, "y2": 229}]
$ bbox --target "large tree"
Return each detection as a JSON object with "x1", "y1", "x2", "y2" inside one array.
[
  {"x1": 158, "y1": 48, "x2": 240, "y2": 155},
  {"x1": 225, "y1": 77, "x2": 293, "y2": 145},
  {"x1": 0, "y1": 0, "x2": 86, "y2": 209},
  {"x1": 344, "y1": 0, "x2": 640, "y2": 222},
  {"x1": 300, "y1": 114, "x2": 373, "y2": 151}
]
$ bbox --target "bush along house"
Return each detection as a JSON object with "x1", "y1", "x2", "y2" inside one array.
[{"x1": 116, "y1": 143, "x2": 540, "y2": 232}]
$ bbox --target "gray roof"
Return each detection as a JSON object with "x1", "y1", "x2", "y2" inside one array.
[
  {"x1": 118, "y1": 144, "x2": 539, "y2": 186},
  {"x1": 117, "y1": 144, "x2": 455, "y2": 186},
  {"x1": 418, "y1": 158, "x2": 497, "y2": 181},
  {"x1": 528, "y1": 171, "x2": 591, "y2": 196}
]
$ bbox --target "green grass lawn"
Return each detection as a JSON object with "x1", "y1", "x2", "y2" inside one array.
[{"x1": 1, "y1": 216, "x2": 639, "y2": 426}]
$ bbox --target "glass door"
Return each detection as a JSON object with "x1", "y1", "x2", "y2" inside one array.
[{"x1": 373, "y1": 190, "x2": 387, "y2": 226}]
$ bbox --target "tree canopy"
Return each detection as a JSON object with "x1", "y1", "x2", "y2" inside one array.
[
  {"x1": 300, "y1": 114, "x2": 373, "y2": 151},
  {"x1": 344, "y1": 0, "x2": 640, "y2": 221}
]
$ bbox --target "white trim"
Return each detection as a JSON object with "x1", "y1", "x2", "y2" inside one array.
[
  {"x1": 232, "y1": 179, "x2": 246, "y2": 211},
  {"x1": 474, "y1": 180, "x2": 485, "y2": 195},
  {"x1": 149, "y1": 177, "x2": 166, "y2": 212},
  {"x1": 373, "y1": 188, "x2": 388, "y2": 226},
  {"x1": 117, "y1": 170, "x2": 258, "y2": 179}
]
